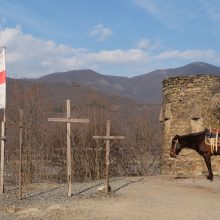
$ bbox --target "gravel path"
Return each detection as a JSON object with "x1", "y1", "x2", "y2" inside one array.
[
  {"x1": 1, "y1": 175, "x2": 220, "y2": 219},
  {"x1": 0, "y1": 177, "x2": 141, "y2": 219}
]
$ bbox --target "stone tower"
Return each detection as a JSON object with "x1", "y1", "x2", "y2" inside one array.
[{"x1": 160, "y1": 75, "x2": 220, "y2": 176}]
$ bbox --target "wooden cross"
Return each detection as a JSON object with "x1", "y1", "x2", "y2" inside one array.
[
  {"x1": 48, "y1": 100, "x2": 89, "y2": 197},
  {"x1": 93, "y1": 120, "x2": 124, "y2": 193}
]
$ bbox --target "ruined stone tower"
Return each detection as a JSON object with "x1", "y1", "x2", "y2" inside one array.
[{"x1": 160, "y1": 75, "x2": 220, "y2": 176}]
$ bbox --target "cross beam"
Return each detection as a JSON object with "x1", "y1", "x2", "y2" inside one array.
[
  {"x1": 93, "y1": 120, "x2": 124, "y2": 193},
  {"x1": 93, "y1": 136, "x2": 124, "y2": 140},
  {"x1": 48, "y1": 118, "x2": 89, "y2": 123},
  {"x1": 48, "y1": 100, "x2": 89, "y2": 197}
]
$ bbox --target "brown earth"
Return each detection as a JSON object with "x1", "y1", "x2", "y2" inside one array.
[{"x1": 1, "y1": 175, "x2": 220, "y2": 220}]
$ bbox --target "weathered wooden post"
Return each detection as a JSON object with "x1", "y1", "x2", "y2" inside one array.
[
  {"x1": 48, "y1": 100, "x2": 89, "y2": 197},
  {"x1": 93, "y1": 120, "x2": 124, "y2": 193},
  {"x1": 19, "y1": 110, "x2": 23, "y2": 200},
  {"x1": 0, "y1": 121, "x2": 5, "y2": 195}
]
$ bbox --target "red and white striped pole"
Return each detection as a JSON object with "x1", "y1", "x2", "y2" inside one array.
[
  {"x1": 0, "y1": 47, "x2": 6, "y2": 195},
  {"x1": 0, "y1": 47, "x2": 6, "y2": 110}
]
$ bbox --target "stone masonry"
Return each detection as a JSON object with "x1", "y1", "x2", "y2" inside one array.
[{"x1": 160, "y1": 75, "x2": 220, "y2": 176}]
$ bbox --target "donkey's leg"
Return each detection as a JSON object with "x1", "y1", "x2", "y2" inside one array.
[{"x1": 203, "y1": 154, "x2": 213, "y2": 181}]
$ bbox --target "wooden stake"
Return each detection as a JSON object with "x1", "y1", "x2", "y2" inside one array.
[
  {"x1": 66, "y1": 100, "x2": 72, "y2": 197},
  {"x1": 48, "y1": 100, "x2": 89, "y2": 197},
  {"x1": 106, "y1": 120, "x2": 110, "y2": 193},
  {"x1": 19, "y1": 110, "x2": 23, "y2": 200},
  {"x1": 93, "y1": 120, "x2": 124, "y2": 193}
]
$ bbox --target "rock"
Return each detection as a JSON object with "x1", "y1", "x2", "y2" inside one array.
[{"x1": 97, "y1": 185, "x2": 111, "y2": 193}]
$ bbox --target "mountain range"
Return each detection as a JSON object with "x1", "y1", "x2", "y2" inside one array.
[{"x1": 34, "y1": 62, "x2": 220, "y2": 104}]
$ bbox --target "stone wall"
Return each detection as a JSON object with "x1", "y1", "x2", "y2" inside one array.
[{"x1": 160, "y1": 75, "x2": 220, "y2": 176}]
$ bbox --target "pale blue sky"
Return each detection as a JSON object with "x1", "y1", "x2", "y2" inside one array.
[{"x1": 0, "y1": 0, "x2": 220, "y2": 77}]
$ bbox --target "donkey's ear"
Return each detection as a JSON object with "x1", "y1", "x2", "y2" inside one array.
[{"x1": 174, "y1": 134, "x2": 180, "y2": 139}]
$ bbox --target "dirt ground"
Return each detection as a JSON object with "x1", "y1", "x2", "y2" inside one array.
[{"x1": 1, "y1": 175, "x2": 220, "y2": 220}]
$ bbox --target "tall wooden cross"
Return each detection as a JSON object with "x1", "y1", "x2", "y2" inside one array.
[
  {"x1": 48, "y1": 100, "x2": 89, "y2": 197},
  {"x1": 93, "y1": 120, "x2": 124, "y2": 193}
]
